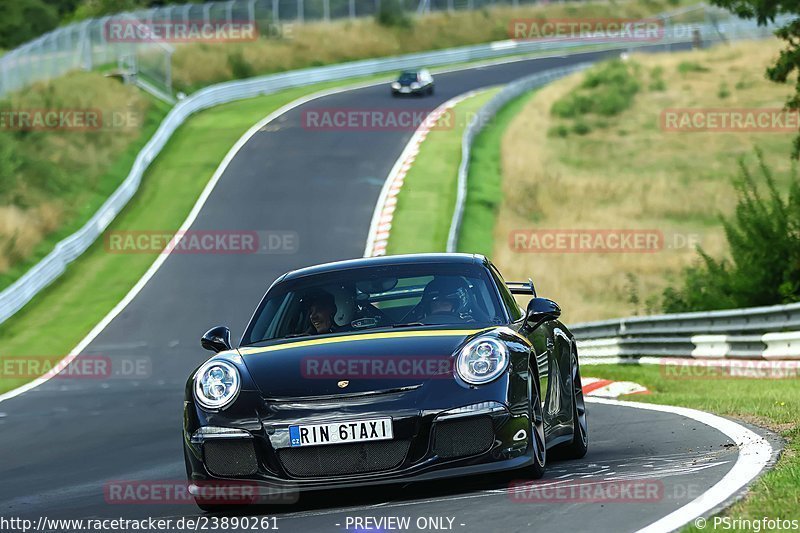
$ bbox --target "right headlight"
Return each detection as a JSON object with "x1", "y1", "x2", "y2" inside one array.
[
  {"x1": 391, "y1": 82, "x2": 401, "y2": 89},
  {"x1": 194, "y1": 360, "x2": 240, "y2": 410},
  {"x1": 456, "y1": 337, "x2": 509, "y2": 385}
]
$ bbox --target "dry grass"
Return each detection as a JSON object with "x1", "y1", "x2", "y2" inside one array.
[
  {"x1": 493, "y1": 39, "x2": 794, "y2": 323},
  {"x1": 0, "y1": 72, "x2": 154, "y2": 282},
  {"x1": 171, "y1": 0, "x2": 695, "y2": 91}
]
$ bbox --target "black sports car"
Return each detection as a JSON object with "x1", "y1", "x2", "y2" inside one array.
[
  {"x1": 183, "y1": 253, "x2": 587, "y2": 510},
  {"x1": 391, "y1": 69, "x2": 435, "y2": 96}
]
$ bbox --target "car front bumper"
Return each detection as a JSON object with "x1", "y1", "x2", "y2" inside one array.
[{"x1": 184, "y1": 393, "x2": 535, "y2": 498}]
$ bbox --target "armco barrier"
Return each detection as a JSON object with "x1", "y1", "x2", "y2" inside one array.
[
  {"x1": 571, "y1": 303, "x2": 800, "y2": 360},
  {"x1": 0, "y1": 15, "x2": 784, "y2": 327},
  {"x1": 0, "y1": 29, "x2": 714, "y2": 327}
]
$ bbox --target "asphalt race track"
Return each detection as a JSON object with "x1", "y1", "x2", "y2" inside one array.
[{"x1": 0, "y1": 46, "x2": 751, "y2": 532}]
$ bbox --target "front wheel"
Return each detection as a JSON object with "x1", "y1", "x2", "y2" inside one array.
[
  {"x1": 553, "y1": 349, "x2": 588, "y2": 459},
  {"x1": 528, "y1": 377, "x2": 547, "y2": 479}
]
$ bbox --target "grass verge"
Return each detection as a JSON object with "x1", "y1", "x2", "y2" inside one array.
[
  {"x1": 170, "y1": 0, "x2": 698, "y2": 92},
  {"x1": 491, "y1": 39, "x2": 794, "y2": 322},
  {"x1": 456, "y1": 90, "x2": 536, "y2": 257},
  {"x1": 0, "y1": 73, "x2": 393, "y2": 396},
  {"x1": 385, "y1": 89, "x2": 499, "y2": 255},
  {"x1": 584, "y1": 364, "x2": 799, "y2": 528}
]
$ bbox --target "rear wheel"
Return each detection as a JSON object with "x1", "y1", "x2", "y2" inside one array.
[{"x1": 553, "y1": 349, "x2": 588, "y2": 459}]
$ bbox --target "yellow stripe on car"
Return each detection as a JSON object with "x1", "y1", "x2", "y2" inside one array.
[{"x1": 239, "y1": 329, "x2": 489, "y2": 355}]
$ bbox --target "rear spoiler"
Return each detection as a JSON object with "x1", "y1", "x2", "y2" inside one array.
[{"x1": 506, "y1": 279, "x2": 536, "y2": 297}]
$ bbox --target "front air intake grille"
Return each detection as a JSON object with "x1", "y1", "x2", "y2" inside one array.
[
  {"x1": 278, "y1": 440, "x2": 410, "y2": 478},
  {"x1": 433, "y1": 416, "x2": 494, "y2": 458},
  {"x1": 204, "y1": 440, "x2": 258, "y2": 477}
]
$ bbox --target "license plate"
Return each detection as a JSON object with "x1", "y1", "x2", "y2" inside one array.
[
  {"x1": 289, "y1": 418, "x2": 393, "y2": 447},
  {"x1": 400, "y1": 87, "x2": 410, "y2": 93}
]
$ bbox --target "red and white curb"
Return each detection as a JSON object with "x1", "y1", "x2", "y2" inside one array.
[
  {"x1": 364, "y1": 90, "x2": 481, "y2": 258},
  {"x1": 582, "y1": 377, "x2": 649, "y2": 398}
]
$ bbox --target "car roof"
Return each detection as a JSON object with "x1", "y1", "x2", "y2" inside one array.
[{"x1": 283, "y1": 253, "x2": 487, "y2": 280}]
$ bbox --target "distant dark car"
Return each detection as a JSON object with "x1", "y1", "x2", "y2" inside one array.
[
  {"x1": 184, "y1": 253, "x2": 587, "y2": 511},
  {"x1": 391, "y1": 69, "x2": 434, "y2": 96}
]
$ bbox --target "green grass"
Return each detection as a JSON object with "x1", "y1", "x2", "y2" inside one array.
[
  {"x1": 0, "y1": 97, "x2": 172, "y2": 292},
  {"x1": 457, "y1": 91, "x2": 536, "y2": 257},
  {"x1": 0, "y1": 73, "x2": 392, "y2": 395},
  {"x1": 386, "y1": 89, "x2": 499, "y2": 255},
  {"x1": 584, "y1": 364, "x2": 800, "y2": 529}
]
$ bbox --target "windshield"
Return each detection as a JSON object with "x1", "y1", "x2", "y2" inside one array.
[
  {"x1": 398, "y1": 72, "x2": 418, "y2": 84},
  {"x1": 242, "y1": 262, "x2": 504, "y2": 345}
]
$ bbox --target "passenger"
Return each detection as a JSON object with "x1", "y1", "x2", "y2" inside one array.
[{"x1": 302, "y1": 290, "x2": 339, "y2": 335}]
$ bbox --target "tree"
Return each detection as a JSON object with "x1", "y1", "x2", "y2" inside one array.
[
  {"x1": 662, "y1": 150, "x2": 800, "y2": 312},
  {"x1": 710, "y1": 0, "x2": 800, "y2": 157}
]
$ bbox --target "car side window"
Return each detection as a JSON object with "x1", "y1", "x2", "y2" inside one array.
[{"x1": 489, "y1": 264, "x2": 524, "y2": 321}]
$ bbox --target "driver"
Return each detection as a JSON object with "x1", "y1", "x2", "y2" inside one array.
[
  {"x1": 301, "y1": 290, "x2": 339, "y2": 335},
  {"x1": 420, "y1": 277, "x2": 471, "y2": 321}
]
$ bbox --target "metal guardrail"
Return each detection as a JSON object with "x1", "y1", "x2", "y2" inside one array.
[
  {"x1": 571, "y1": 303, "x2": 800, "y2": 360},
  {"x1": 0, "y1": 31, "x2": 712, "y2": 327},
  {"x1": 446, "y1": 16, "x2": 787, "y2": 253},
  {"x1": 438, "y1": 16, "x2": 796, "y2": 360},
  {"x1": 0, "y1": 14, "x2": 784, "y2": 328}
]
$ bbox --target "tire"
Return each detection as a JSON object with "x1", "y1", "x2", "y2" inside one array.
[
  {"x1": 429, "y1": 85, "x2": 435, "y2": 95},
  {"x1": 528, "y1": 371, "x2": 547, "y2": 479},
  {"x1": 553, "y1": 348, "x2": 588, "y2": 460}
]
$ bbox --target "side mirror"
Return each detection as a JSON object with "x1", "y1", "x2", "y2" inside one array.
[
  {"x1": 525, "y1": 298, "x2": 561, "y2": 330},
  {"x1": 201, "y1": 326, "x2": 232, "y2": 353}
]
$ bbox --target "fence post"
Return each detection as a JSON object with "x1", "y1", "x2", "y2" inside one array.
[
  {"x1": 324, "y1": 0, "x2": 330, "y2": 20},
  {"x1": 272, "y1": 0, "x2": 279, "y2": 22},
  {"x1": 349, "y1": 0, "x2": 355, "y2": 18},
  {"x1": 297, "y1": 0, "x2": 304, "y2": 22}
]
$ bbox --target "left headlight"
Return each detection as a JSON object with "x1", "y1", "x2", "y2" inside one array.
[
  {"x1": 456, "y1": 337, "x2": 509, "y2": 385},
  {"x1": 194, "y1": 360, "x2": 240, "y2": 410}
]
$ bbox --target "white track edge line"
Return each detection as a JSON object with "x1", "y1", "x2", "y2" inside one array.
[
  {"x1": 0, "y1": 78, "x2": 400, "y2": 404},
  {"x1": 363, "y1": 89, "x2": 485, "y2": 257},
  {"x1": 587, "y1": 397, "x2": 773, "y2": 533},
  {"x1": 0, "y1": 47, "x2": 602, "y2": 404}
]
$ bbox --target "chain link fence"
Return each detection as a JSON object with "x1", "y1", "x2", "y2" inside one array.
[
  {"x1": 0, "y1": 0, "x2": 748, "y2": 100},
  {"x1": 0, "y1": 0, "x2": 543, "y2": 98}
]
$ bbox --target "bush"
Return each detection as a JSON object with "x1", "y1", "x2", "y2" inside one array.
[
  {"x1": 677, "y1": 61, "x2": 710, "y2": 74},
  {"x1": 572, "y1": 120, "x2": 591, "y2": 135},
  {"x1": 228, "y1": 50, "x2": 255, "y2": 80},
  {"x1": 548, "y1": 124, "x2": 570, "y2": 138},
  {"x1": 662, "y1": 150, "x2": 800, "y2": 312},
  {"x1": 376, "y1": 0, "x2": 411, "y2": 28},
  {"x1": 551, "y1": 60, "x2": 639, "y2": 119},
  {"x1": 0, "y1": 0, "x2": 59, "y2": 49}
]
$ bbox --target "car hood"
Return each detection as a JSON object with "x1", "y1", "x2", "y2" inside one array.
[{"x1": 237, "y1": 328, "x2": 488, "y2": 398}]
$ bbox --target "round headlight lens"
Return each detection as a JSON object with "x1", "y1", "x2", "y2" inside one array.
[
  {"x1": 194, "y1": 360, "x2": 240, "y2": 410},
  {"x1": 456, "y1": 337, "x2": 509, "y2": 385},
  {"x1": 391, "y1": 82, "x2": 401, "y2": 89}
]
